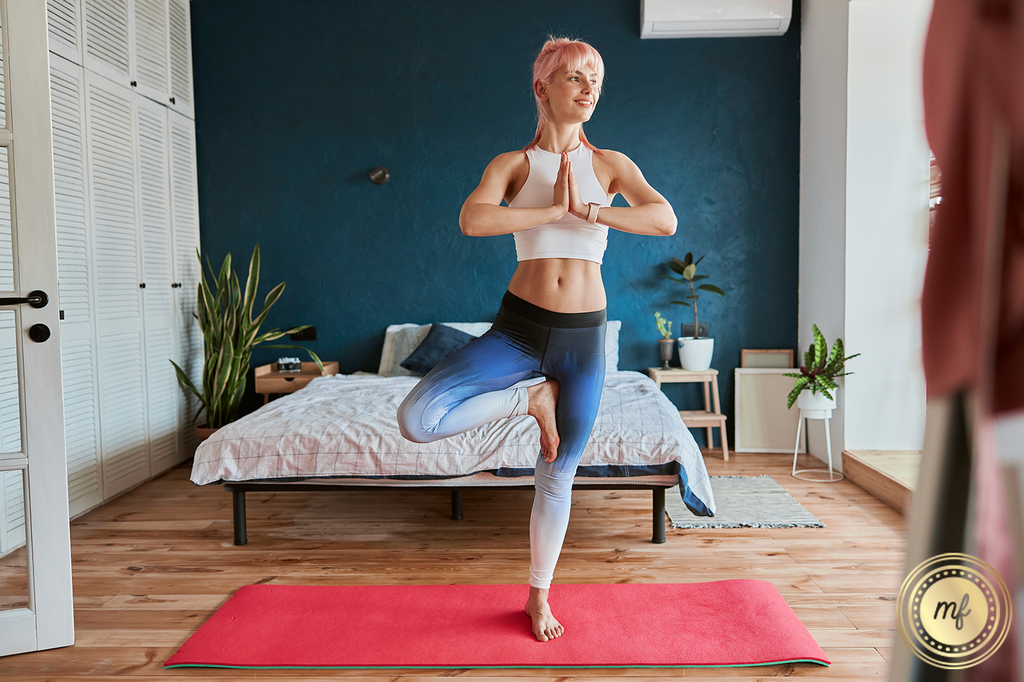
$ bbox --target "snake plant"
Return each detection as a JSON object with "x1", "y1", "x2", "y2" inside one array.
[
  {"x1": 784, "y1": 324, "x2": 859, "y2": 409},
  {"x1": 171, "y1": 245, "x2": 322, "y2": 428}
]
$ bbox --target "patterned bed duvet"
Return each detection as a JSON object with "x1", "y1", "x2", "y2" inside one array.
[{"x1": 191, "y1": 370, "x2": 716, "y2": 517}]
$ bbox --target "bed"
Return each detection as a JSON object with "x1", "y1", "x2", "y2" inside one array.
[{"x1": 191, "y1": 321, "x2": 717, "y2": 545}]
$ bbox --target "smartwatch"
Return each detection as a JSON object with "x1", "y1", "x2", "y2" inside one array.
[{"x1": 587, "y1": 202, "x2": 601, "y2": 224}]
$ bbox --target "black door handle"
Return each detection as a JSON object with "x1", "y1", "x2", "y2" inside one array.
[{"x1": 0, "y1": 290, "x2": 47, "y2": 308}]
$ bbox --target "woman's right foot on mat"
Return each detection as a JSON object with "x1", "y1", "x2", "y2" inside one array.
[
  {"x1": 525, "y1": 587, "x2": 564, "y2": 641},
  {"x1": 527, "y1": 379, "x2": 560, "y2": 462}
]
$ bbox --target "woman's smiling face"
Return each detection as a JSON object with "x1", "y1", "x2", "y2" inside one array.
[{"x1": 540, "y1": 63, "x2": 601, "y2": 124}]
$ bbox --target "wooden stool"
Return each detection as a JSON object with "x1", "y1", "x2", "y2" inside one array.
[{"x1": 647, "y1": 367, "x2": 730, "y2": 460}]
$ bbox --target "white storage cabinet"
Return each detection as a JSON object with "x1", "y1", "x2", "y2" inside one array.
[{"x1": 45, "y1": 0, "x2": 201, "y2": 518}]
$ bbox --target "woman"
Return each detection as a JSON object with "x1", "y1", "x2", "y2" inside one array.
[{"x1": 397, "y1": 37, "x2": 676, "y2": 642}]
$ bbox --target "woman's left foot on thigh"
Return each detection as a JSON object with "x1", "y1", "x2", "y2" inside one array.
[{"x1": 525, "y1": 586, "x2": 564, "y2": 641}]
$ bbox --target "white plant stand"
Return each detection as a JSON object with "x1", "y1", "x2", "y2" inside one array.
[{"x1": 791, "y1": 391, "x2": 845, "y2": 482}]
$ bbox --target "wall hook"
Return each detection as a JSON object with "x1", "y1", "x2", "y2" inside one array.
[{"x1": 368, "y1": 167, "x2": 390, "y2": 185}]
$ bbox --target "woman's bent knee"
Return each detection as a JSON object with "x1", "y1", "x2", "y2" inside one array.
[{"x1": 397, "y1": 395, "x2": 437, "y2": 443}]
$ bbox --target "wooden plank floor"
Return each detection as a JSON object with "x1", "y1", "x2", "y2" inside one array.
[{"x1": 2, "y1": 451, "x2": 907, "y2": 680}]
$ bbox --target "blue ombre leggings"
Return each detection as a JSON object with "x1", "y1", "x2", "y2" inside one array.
[{"x1": 397, "y1": 291, "x2": 607, "y2": 589}]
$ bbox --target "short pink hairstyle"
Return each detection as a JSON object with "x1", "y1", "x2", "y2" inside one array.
[{"x1": 527, "y1": 37, "x2": 605, "y2": 153}]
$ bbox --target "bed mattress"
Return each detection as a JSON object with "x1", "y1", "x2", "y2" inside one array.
[{"x1": 191, "y1": 370, "x2": 716, "y2": 517}]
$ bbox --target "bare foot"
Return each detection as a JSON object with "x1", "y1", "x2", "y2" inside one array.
[
  {"x1": 527, "y1": 379, "x2": 560, "y2": 462},
  {"x1": 525, "y1": 587, "x2": 564, "y2": 641}
]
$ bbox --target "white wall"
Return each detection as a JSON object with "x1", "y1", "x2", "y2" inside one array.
[
  {"x1": 800, "y1": 0, "x2": 932, "y2": 463},
  {"x1": 799, "y1": 0, "x2": 850, "y2": 462}
]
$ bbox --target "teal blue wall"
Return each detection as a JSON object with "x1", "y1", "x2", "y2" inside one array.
[{"x1": 191, "y1": 1, "x2": 801, "y2": 444}]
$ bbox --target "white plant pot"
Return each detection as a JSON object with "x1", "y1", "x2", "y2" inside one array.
[
  {"x1": 797, "y1": 388, "x2": 837, "y2": 419},
  {"x1": 677, "y1": 337, "x2": 714, "y2": 371}
]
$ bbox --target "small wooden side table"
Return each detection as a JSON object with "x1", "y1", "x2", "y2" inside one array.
[
  {"x1": 647, "y1": 367, "x2": 730, "y2": 460},
  {"x1": 254, "y1": 361, "x2": 340, "y2": 404}
]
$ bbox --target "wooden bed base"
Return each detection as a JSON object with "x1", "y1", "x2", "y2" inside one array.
[{"x1": 223, "y1": 482, "x2": 670, "y2": 546}]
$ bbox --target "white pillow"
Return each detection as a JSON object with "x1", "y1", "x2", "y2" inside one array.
[{"x1": 378, "y1": 319, "x2": 621, "y2": 377}]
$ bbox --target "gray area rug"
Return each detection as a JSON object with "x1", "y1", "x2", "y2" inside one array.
[{"x1": 666, "y1": 475, "x2": 825, "y2": 528}]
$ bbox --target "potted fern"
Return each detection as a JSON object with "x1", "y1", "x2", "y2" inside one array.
[
  {"x1": 664, "y1": 253, "x2": 725, "y2": 371},
  {"x1": 784, "y1": 324, "x2": 859, "y2": 416},
  {"x1": 171, "y1": 245, "x2": 323, "y2": 439}
]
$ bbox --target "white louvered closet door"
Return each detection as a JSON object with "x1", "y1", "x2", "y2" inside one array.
[
  {"x1": 82, "y1": 0, "x2": 130, "y2": 87},
  {"x1": 46, "y1": 0, "x2": 81, "y2": 65},
  {"x1": 167, "y1": 0, "x2": 192, "y2": 118},
  {"x1": 85, "y1": 70, "x2": 150, "y2": 498},
  {"x1": 137, "y1": 95, "x2": 180, "y2": 472},
  {"x1": 169, "y1": 109, "x2": 201, "y2": 451},
  {"x1": 131, "y1": 0, "x2": 168, "y2": 106},
  {"x1": 44, "y1": 0, "x2": 200, "y2": 516},
  {"x1": 50, "y1": 53, "x2": 102, "y2": 517}
]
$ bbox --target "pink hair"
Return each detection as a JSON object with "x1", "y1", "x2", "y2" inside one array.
[{"x1": 526, "y1": 37, "x2": 605, "y2": 153}]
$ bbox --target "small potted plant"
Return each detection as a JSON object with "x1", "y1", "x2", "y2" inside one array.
[
  {"x1": 784, "y1": 324, "x2": 859, "y2": 416},
  {"x1": 664, "y1": 253, "x2": 725, "y2": 371},
  {"x1": 171, "y1": 244, "x2": 323, "y2": 441},
  {"x1": 654, "y1": 312, "x2": 674, "y2": 369}
]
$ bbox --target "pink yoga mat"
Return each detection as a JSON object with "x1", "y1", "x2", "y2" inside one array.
[{"x1": 164, "y1": 581, "x2": 830, "y2": 669}]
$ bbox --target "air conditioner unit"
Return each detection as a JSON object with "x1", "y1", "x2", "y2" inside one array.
[{"x1": 641, "y1": 0, "x2": 793, "y2": 39}]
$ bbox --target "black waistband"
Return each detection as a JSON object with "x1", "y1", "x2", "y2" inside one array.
[{"x1": 499, "y1": 290, "x2": 607, "y2": 329}]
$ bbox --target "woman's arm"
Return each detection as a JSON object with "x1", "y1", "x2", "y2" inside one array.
[
  {"x1": 570, "y1": 151, "x2": 677, "y2": 236},
  {"x1": 459, "y1": 152, "x2": 569, "y2": 237}
]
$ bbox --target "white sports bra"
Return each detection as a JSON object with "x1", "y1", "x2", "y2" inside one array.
[{"x1": 509, "y1": 143, "x2": 609, "y2": 264}]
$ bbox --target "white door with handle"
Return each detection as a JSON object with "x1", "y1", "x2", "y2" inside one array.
[{"x1": 0, "y1": 0, "x2": 75, "y2": 657}]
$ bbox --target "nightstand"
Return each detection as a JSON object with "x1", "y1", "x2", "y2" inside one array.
[
  {"x1": 254, "y1": 361, "x2": 340, "y2": 404},
  {"x1": 647, "y1": 367, "x2": 730, "y2": 460}
]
